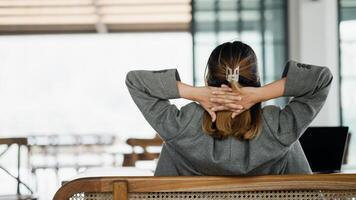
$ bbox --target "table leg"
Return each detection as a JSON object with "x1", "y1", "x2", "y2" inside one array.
[{"x1": 17, "y1": 144, "x2": 21, "y2": 195}]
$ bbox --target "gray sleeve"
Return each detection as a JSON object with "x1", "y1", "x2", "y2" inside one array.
[
  {"x1": 125, "y1": 69, "x2": 195, "y2": 141},
  {"x1": 266, "y1": 60, "x2": 333, "y2": 146}
]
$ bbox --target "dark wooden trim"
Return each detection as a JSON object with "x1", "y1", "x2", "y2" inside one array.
[
  {"x1": 0, "y1": 23, "x2": 190, "y2": 34},
  {"x1": 53, "y1": 174, "x2": 356, "y2": 200},
  {"x1": 126, "y1": 138, "x2": 163, "y2": 148},
  {"x1": 113, "y1": 182, "x2": 128, "y2": 200},
  {"x1": 123, "y1": 153, "x2": 160, "y2": 166},
  {"x1": 0, "y1": 138, "x2": 28, "y2": 146},
  {"x1": 123, "y1": 136, "x2": 163, "y2": 166}
]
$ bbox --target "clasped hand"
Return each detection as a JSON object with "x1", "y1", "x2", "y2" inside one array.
[{"x1": 196, "y1": 84, "x2": 259, "y2": 122}]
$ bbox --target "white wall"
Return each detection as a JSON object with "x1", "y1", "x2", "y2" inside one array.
[{"x1": 288, "y1": 0, "x2": 340, "y2": 126}]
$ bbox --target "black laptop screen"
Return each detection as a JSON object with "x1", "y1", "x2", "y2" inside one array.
[{"x1": 299, "y1": 127, "x2": 349, "y2": 173}]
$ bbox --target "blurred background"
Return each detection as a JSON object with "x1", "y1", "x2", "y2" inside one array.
[{"x1": 0, "y1": 0, "x2": 355, "y2": 199}]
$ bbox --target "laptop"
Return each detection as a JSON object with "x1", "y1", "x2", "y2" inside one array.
[{"x1": 299, "y1": 127, "x2": 349, "y2": 173}]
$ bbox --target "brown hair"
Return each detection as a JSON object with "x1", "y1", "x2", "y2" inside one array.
[{"x1": 202, "y1": 41, "x2": 262, "y2": 140}]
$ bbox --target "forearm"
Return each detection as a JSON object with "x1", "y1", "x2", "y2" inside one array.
[
  {"x1": 177, "y1": 81, "x2": 197, "y2": 101},
  {"x1": 256, "y1": 78, "x2": 286, "y2": 102}
]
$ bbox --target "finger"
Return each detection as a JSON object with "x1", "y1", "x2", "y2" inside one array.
[
  {"x1": 211, "y1": 86, "x2": 232, "y2": 92},
  {"x1": 208, "y1": 110, "x2": 216, "y2": 122},
  {"x1": 231, "y1": 110, "x2": 243, "y2": 118},
  {"x1": 211, "y1": 91, "x2": 226, "y2": 95},
  {"x1": 213, "y1": 95, "x2": 242, "y2": 101},
  {"x1": 210, "y1": 97, "x2": 236, "y2": 104},
  {"x1": 213, "y1": 87, "x2": 233, "y2": 92},
  {"x1": 225, "y1": 103, "x2": 244, "y2": 110},
  {"x1": 211, "y1": 105, "x2": 227, "y2": 112},
  {"x1": 212, "y1": 91, "x2": 240, "y2": 95},
  {"x1": 232, "y1": 112, "x2": 238, "y2": 119},
  {"x1": 210, "y1": 102, "x2": 222, "y2": 107},
  {"x1": 212, "y1": 91, "x2": 234, "y2": 95},
  {"x1": 219, "y1": 85, "x2": 232, "y2": 91},
  {"x1": 232, "y1": 109, "x2": 244, "y2": 113}
]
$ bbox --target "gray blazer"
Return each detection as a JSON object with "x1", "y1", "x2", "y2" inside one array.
[{"x1": 126, "y1": 60, "x2": 333, "y2": 176}]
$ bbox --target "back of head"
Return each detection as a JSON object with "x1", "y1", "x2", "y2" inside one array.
[{"x1": 202, "y1": 41, "x2": 262, "y2": 140}]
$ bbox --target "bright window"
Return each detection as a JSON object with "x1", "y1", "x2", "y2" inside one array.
[
  {"x1": 0, "y1": 33, "x2": 193, "y2": 140},
  {"x1": 340, "y1": 0, "x2": 356, "y2": 165},
  {"x1": 192, "y1": 0, "x2": 288, "y2": 106}
]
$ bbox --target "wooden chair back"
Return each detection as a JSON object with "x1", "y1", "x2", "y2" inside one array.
[
  {"x1": 53, "y1": 174, "x2": 356, "y2": 200},
  {"x1": 123, "y1": 135, "x2": 163, "y2": 166}
]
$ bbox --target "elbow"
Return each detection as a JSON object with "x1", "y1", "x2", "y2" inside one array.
[
  {"x1": 322, "y1": 67, "x2": 333, "y2": 85},
  {"x1": 125, "y1": 70, "x2": 136, "y2": 87},
  {"x1": 324, "y1": 67, "x2": 333, "y2": 79}
]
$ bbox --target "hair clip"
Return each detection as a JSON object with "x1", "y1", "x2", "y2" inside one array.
[{"x1": 226, "y1": 66, "x2": 239, "y2": 82}]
